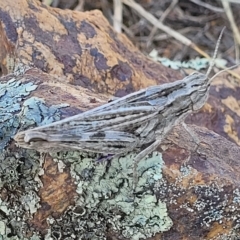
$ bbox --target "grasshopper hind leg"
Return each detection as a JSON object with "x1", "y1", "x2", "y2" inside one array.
[
  {"x1": 133, "y1": 139, "x2": 162, "y2": 190},
  {"x1": 96, "y1": 154, "x2": 115, "y2": 162},
  {"x1": 96, "y1": 152, "x2": 125, "y2": 163},
  {"x1": 181, "y1": 122, "x2": 201, "y2": 151}
]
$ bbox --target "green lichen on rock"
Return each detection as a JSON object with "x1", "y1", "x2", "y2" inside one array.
[
  {"x1": 0, "y1": 77, "x2": 69, "y2": 150},
  {"x1": 0, "y1": 76, "x2": 172, "y2": 239},
  {"x1": 0, "y1": 150, "x2": 42, "y2": 239},
  {"x1": 149, "y1": 49, "x2": 227, "y2": 71},
  {"x1": 0, "y1": 182, "x2": 42, "y2": 240},
  {"x1": 50, "y1": 151, "x2": 172, "y2": 240},
  {"x1": 0, "y1": 77, "x2": 68, "y2": 239},
  {"x1": 19, "y1": 97, "x2": 68, "y2": 129},
  {"x1": 0, "y1": 78, "x2": 37, "y2": 149}
]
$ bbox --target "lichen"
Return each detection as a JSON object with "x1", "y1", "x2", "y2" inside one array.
[
  {"x1": 0, "y1": 149, "x2": 43, "y2": 239},
  {"x1": 0, "y1": 77, "x2": 68, "y2": 239},
  {"x1": 233, "y1": 188, "x2": 240, "y2": 203},
  {"x1": 149, "y1": 49, "x2": 227, "y2": 71},
  {"x1": 0, "y1": 76, "x2": 69, "y2": 150},
  {"x1": 2, "y1": 76, "x2": 240, "y2": 239},
  {"x1": 19, "y1": 96, "x2": 68, "y2": 128},
  {"x1": 49, "y1": 151, "x2": 172, "y2": 240},
  {"x1": 0, "y1": 78, "x2": 37, "y2": 149}
]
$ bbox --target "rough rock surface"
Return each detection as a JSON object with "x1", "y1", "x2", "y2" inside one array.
[{"x1": 0, "y1": 0, "x2": 240, "y2": 239}]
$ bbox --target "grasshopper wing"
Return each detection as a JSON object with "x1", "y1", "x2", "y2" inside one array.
[{"x1": 15, "y1": 130, "x2": 138, "y2": 153}]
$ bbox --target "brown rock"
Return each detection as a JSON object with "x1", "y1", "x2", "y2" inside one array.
[{"x1": 0, "y1": 0, "x2": 240, "y2": 239}]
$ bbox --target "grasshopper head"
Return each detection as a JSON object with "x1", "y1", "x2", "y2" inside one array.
[
  {"x1": 189, "y1": 28, "x2": 225, "y2": 111},
  {"x1": 188, "y1": 72, "x2": 210, "y2": 111}
]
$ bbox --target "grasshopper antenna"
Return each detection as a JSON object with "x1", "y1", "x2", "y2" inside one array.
[
  {"x1": 210, "y1": 63, "x2": 240, "y2": 82},
  {"x1": 206, "y1": 26, "x2": 226, "y2": 77},
  {"x1": 209, "y1": 27, "x2": 240, "y2": 82}
]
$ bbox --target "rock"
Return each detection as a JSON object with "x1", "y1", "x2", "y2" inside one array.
[{"x1": 0, "y1": 0, "x2": 240, "y2": 239}]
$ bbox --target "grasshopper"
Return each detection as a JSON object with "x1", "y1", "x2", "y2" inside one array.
[{"x1": 14, "y1": 29, "x2": 226, "y2": 185}]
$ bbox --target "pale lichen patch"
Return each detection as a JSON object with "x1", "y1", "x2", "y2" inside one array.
[
  {"x1": 0, "y1": 150, "x2": 42, "y2": 239},
  {"x1": 0, "y1": 77, "x2": 69, "y2": 239},
  {"x1": 48, "y1": 151, "x2": 173, "y2": 240},
  {"x1": 0, "y1": 78, "x2": 37, "y2": 149},
  {"x1": 18, "y1": 96, "x2": 69, "y2": 128}
]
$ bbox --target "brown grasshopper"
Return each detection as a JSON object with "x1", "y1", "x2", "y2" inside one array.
[{"x1": 14, "y1": 29, "x2": 227, "y2": 184}]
